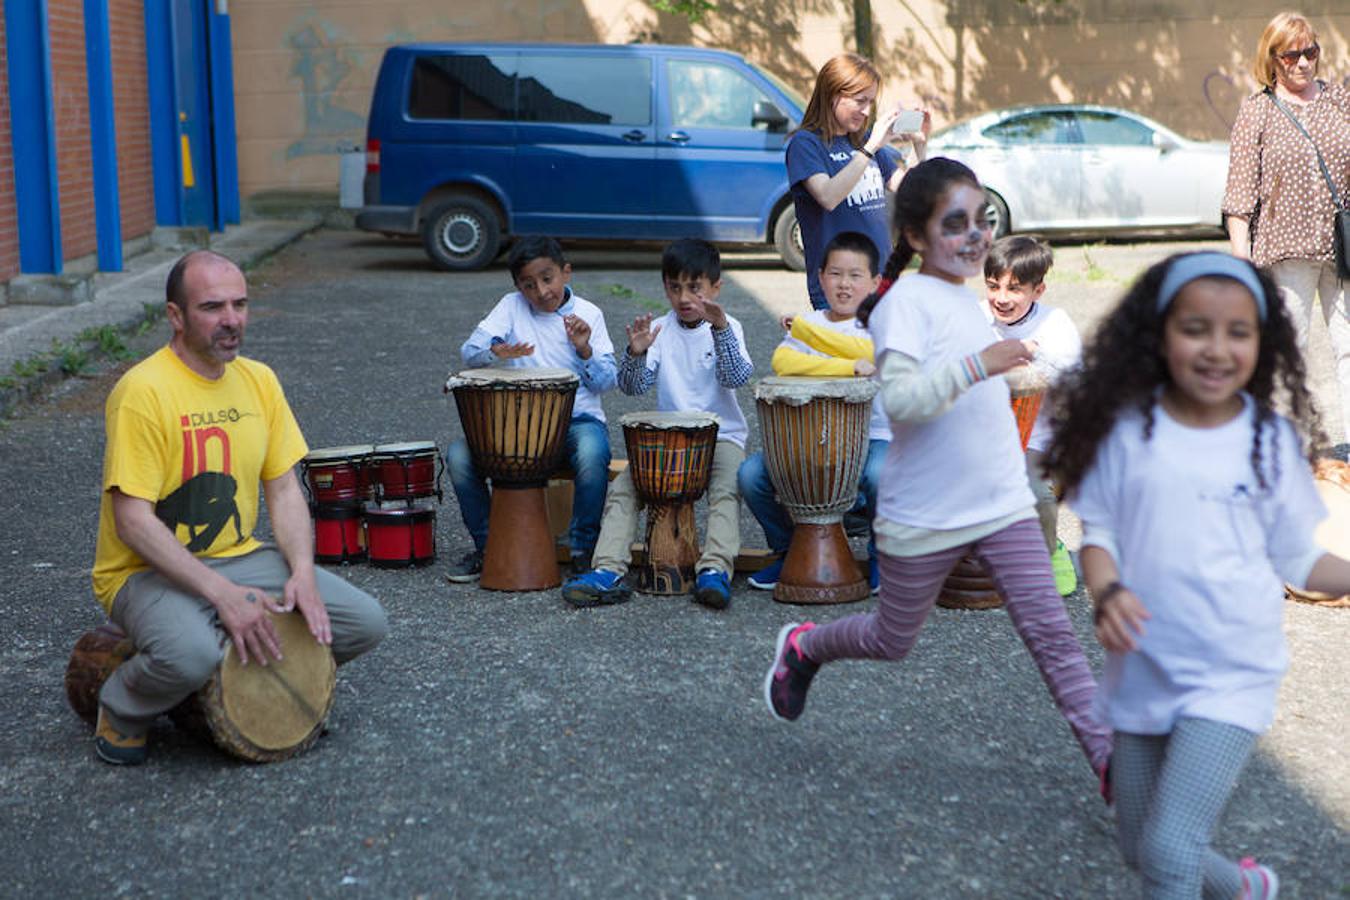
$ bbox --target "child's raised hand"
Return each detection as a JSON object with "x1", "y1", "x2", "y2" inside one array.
[
  {"x1": 562, "y1": 313, "x2": 592, "y2": 358},
  {"x1": 626, "y1": 313, "x2": 661, "y2": 355},
  {"x1": 780, "y1": 314, "x2": 795, "y2": 332},
  {"x1": 978, "y1": 339, "x2": 1036, "y2": 377},
  {"x1": 854, "y1": 358, "x2": 876, "y2": 377},
  {"x1": 492, "y1": 341, "x2": 535, "y2": 359},
  {"x1": 1094, "y1": 583, "x2": 1151, "y2": 653},
  {"x1": 699, "y1": 297, "x2": 729, "y2": 330}
]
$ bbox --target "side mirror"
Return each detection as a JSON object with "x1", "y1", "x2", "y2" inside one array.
[
  {"x1": 752, "y1": 100, "x2": 789, "y2": 132},
  {"x1": 1152, "y1": 132, "x2": 1179, "y2": 153}
]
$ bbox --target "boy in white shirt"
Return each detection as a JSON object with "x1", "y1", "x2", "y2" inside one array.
[
  {"x1": 445, "y1": 236, "x2": 617, "y2": 581},
  {"x1": 563, "y1": 239, "x2": 753, "y2": 610},
  {"x1": 984, "y1": 235, "x2": 1081, "y2": 595}
]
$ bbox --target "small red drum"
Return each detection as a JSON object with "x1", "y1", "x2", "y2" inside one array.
[
  {"x1": 369, "y1": 441, "x2": 441, "y2": 502},
  {"x1": 301, "y1": 445, "x2": 374, "y2": 505},
  {"x1": 364, "y1": 502, "x2": 437, "y2": 568},
  {"x1": 313, "y1": 504, "x2": 366, "y2": 564}
]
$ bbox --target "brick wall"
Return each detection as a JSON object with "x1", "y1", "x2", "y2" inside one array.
[
  {"x1": 0, "y1": 8, "x2": 19, "y2": 281},
  {"x1": 110, "y1": 0, "x2": 154, "y2": 243},
  {"x1": 47, "y1": 0, "x2": 97, "y2": 263}
]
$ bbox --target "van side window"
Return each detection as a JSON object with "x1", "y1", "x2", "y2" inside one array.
[
  {"x1": 668, "y1": 60, "x2": 771, "y2": 130},
  {"x1": 517, "y1": 55, "x2": 651, "y2": 125},
  {"x1": 409, "y1": 54, "x2": 515, "y2": 120}
]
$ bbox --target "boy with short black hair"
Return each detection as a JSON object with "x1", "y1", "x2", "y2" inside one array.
[
  {"x1": 563, "y1": 238, "x2": 753, "y2": 610},
  {"x1": 445, "y1": 235, "x2": 617, "y2": 581},
  {"x1": 740, "y1": 230, "x2": 891, "y2": 592},
  {"x1": 983, "y1": 235, "x2": 1081, "y2": 595}
]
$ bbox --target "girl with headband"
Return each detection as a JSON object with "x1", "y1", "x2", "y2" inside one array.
[{"x1": 1046, "y1": 251, "x2": 1350, "y2": 897}]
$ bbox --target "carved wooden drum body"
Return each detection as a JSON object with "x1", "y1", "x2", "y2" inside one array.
[{"x1": 755, "y1": 376, "x2": 878, "y2": 605}]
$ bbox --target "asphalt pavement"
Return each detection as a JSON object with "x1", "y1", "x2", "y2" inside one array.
[{"x1": 0, "y1": 228, "x2": 1345, "y2": 898}]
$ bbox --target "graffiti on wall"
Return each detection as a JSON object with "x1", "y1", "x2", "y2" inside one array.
[{"x1": 285, "y1": 17, "x2": 366, "y2": 160}]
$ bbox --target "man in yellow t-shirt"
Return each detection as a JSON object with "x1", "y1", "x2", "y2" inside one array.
[{"x1": 90, "y1": 250, "x2": 387, "y2": 765}]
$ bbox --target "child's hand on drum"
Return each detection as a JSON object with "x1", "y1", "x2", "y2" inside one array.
[
  {"x1": 627, "y1": 313, "x2": 662, "y2": 355},
  {"x1": 562, "y1": 313, "x2": 593, "y2": 359},
  {"x1": 492, "y1": 341, "x2": 535, "y2": 359},
  {"x1": 978, "y1": 338, "x2": 1036, "y2": 377},
  {"x1": 854, "y1": 358, "x2": 876, "y2": 377}
]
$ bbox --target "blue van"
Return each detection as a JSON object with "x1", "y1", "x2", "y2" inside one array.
[{"x1": 356, "y1": 43, "x2": 807, "y2": 270}]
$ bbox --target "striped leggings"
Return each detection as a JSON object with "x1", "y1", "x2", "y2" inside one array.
[
  {"x1": 1113, "y1": 720, "x2": 1255, "y2": 899},
  {"x1": 799, "y1": 517, "x2": 1111, "y2": 771}
]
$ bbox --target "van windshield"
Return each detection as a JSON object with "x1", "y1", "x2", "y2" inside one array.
[{"x1": 752, "y1": 64, "x2": 807, "y2": 115}]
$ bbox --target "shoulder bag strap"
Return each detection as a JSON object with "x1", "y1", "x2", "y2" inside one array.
[{"x1": 1267, "y1": 87, "x2": 1344, "y2": 209}]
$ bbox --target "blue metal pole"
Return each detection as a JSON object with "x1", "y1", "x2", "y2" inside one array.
[
  {"x1": 144, "y1": 0, "x2": 183, "y2": 226},
  {"x1": 84, "y1": 0, "x2": 122, "y2": 270},
  {"x1": 207, "y1": 2, "x2": 240, "y2": 227},
  {"x1": 4, "y1": 0, "x2": 62, "y2": 273}
]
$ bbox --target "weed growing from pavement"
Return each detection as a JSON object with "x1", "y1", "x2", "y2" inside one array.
[{"x1": 602, "y1": 282, "x2": 666, "y2": 313}]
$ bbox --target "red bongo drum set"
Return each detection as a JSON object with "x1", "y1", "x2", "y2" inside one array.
[{"x1": 301, "y1": 440, "x2": 442, "y2": 569}]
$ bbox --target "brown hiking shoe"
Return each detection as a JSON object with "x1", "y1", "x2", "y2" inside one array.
[{"x1": 94, "y1": 707, "x2": 147, "y2": 766}]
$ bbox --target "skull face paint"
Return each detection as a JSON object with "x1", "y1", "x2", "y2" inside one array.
[{"x1": 909, "y1": 183, "x2": 994, "y2": 285}]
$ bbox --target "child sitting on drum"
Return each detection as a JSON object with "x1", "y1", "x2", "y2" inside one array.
[
  {"x1": 739, "y1": 230, "x2": 891, "y2": 593},
  {"x1": 763, "y1": 159, "x2": 1113, "y2": 799},
  {"x1": 445, "y1": 235, "x2": 618, "y2": 581},
  {"x1": 563, "y1": 238, "x2": 753, "y2": 610},
  {"x1": 983, "y1": 235, "x2": 1082, "y2": 596}
]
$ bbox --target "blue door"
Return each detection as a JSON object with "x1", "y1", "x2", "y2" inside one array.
[{"x1": 172, "y1": 0, "x2": 217, "y2": 228}]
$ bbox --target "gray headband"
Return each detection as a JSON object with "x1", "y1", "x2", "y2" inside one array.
[{"x1": 1156, "y1": 252, "x2": 1267, "y2": 321}]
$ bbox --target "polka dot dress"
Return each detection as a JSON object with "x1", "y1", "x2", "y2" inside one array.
[{"x1": 1222, "y1": 81, "x2": 1350, "y2": 267}]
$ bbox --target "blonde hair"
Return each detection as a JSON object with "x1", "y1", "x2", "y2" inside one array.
[
  {"x1": 796, "y1": 53, "x2": 880, "y2": 147},
  {"x1": 1251, "y1": 11, "x2": 1319, "y2": 88}
]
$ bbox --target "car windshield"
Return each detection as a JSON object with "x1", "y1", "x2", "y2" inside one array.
[{"x1": 752, "y1": 63, "x2": 808, "y2": 115}]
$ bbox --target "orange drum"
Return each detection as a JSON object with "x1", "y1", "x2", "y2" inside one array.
[{"x1": 1006, "y1": 366, "x2": 1049, "y2": 452}]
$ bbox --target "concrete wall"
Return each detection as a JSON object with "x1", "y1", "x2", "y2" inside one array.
[{"x1": 230, "y1": 0, "x2": 1348, "y2": 199}]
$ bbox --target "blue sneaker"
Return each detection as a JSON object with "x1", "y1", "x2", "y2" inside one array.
[
  {"x1": 693, "y1": 568, "x2": 731, "y2": 610},
  {"x1": 748, "y1": 557, "x2": 784, "y2": 590},
  {"x1": 562, "y1": 569, "x2": 631, "y2": 608},
  {"x1": 868, "y1": 556, "x2": 880, "y2": 595}
]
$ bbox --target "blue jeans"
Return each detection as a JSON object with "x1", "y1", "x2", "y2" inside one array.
[
  {"x1": 447, "y1": 414, "x2": 611, "y2": 558},
  {"x1": 739, "y1": 438, "x2": 887, "y2": 555}
]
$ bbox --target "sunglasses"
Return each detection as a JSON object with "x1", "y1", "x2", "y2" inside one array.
[{"x1": 1275, "y1": 44, "x2": 1320, "y2": 64}]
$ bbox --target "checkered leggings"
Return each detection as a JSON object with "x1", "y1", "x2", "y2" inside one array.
[
  {"x1": 799, "y1": 517, "x2": 1111, "y2": 772},
  {"x1": 1112, "y1": 719, "x2": 1256, "y2": 898}
]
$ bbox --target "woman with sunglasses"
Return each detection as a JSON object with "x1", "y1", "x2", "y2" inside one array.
[{"x1": 1224, "y1": 11, "x2": 1350, "y2": 443}]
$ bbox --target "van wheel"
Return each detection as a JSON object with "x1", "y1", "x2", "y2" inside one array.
[
  {"x1": 422, "y1": 197, "x2": 501, "y2": 271},
  {"x1": 773, "y1": 206, "x2": 805, "y2": 272}
]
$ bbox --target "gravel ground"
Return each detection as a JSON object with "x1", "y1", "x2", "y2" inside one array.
[{"x1": 0, "y1": 230, "x2": 1345, "y2": 898}]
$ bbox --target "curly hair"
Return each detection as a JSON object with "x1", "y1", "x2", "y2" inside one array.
[
  {"x1": 856, "y1": 157, "x2": 981, "y2": 328},
  {"x1": 1045, "y1": 253, "x2": 1326, "y2": 498}
]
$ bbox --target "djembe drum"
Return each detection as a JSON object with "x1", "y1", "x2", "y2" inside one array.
[
  {"x1": 1286, "y1": 458, "x2": 1350, "y2": 607},
  {"x1": 65, "y1": 612, "x2": 336, "y2": 763},
  {"x1": 938, "y1": 365, "x2": 1052, "y2": 610},
  {"x1": 755, "y1": 376, "x2": 878, "y2": 604},
  {"x1": 446, "y1": 367, "x2": 578, "y2": 590},
  {"x1": 621, "y1": 411, "x2": 719, "y2": 594}
]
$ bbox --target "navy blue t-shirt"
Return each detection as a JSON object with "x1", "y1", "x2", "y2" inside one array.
[{"x1": 787, "y1": 130, "x2": 900, "y2": 309}]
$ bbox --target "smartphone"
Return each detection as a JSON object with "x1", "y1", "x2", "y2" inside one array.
[{"x1": 891, "y1": 109, "x2": 924, "y2": 135}]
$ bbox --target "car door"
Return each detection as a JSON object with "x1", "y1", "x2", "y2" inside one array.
[
  {"x1": 650, "y1": 56, "x2": 793, "y2": 241},
  {"x1": 511, "y1": 51, "x2": 656, "y2": 238},
  {"x1": 1075, "y1": 110, "x2": 1197, "y2": 227},
  {"x1": 973, "y1": 111, "x2": 1083, "y2": 230}
]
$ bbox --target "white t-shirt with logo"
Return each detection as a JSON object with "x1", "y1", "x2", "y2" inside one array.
[
  {"x1": 869, "y1": 274, "x2": 1034, "y2": 529},
  {"x1": 644, "y1": 311, "x2": 751, "y2": 448},
  {"x1": 989, "y1": 303, "x2": 1082, "y2": 453}
]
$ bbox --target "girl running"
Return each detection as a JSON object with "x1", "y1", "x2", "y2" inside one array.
[
  {"x1": 763, "y1": 158, "x2": 1112, "y2": 792},
  {"x1": 1044, "y1": 252, "x2": 1349, "y2": 898}
]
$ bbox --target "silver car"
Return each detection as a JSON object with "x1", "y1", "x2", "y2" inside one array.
[{"x1": 926, "y1": 104, "x2": 1229, "y2": 238}]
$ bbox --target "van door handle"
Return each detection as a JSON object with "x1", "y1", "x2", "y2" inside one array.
[
  {"x1": 666, "y1": 131, "x2": 691, "y2": 144},
  {"x1": 621, "y1": 130, "x2": 646, "y2": 142}
]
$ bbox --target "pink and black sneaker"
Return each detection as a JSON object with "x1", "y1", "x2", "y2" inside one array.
[
  {"x1": 1238, "y1": 857, "x2": 1279, "y2": 899},
  {"x1": 764, "y1": 622, "x2": 819, "y2": 722}
]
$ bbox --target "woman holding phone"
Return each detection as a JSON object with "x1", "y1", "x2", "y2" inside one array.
[{"x1": 787, "y1": 52, "x2": 929, "y2": 310}]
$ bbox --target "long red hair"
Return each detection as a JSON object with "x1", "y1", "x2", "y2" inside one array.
[{"x1": 795, "y1": 53, "x2": 880, "y2": 148}]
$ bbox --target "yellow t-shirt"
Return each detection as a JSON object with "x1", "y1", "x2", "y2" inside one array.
[{"x1": 91, "y1": 346, "x2": 308, "y2": 611}]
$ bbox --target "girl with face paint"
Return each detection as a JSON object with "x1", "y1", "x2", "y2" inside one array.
[{"x1": 765, "y1": 158, "x2": 1113, "y2": 804}]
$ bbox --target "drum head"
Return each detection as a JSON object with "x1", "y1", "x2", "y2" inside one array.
[
  {"x1": 754, "y1": 375, "x2": 878, "y2": 405},
  {"x1": 619, "y1": 411, "x2": 719, "y2": 430},
  {"x1": 1313, "y1": 460, "x2": 1350, "y2": 560},
  {"x1": 372, "y1": 440, "x2": 437, "y2": 455},
  {"x1": 305, "y1": 444, "x2": 375, "y2": 462},
  {"x1": 1004, "y1": 365, "x2": 1050, "y2": 397},
  {"x1": 214, "y1": 612, "x2": 335, "y2": 753},
  {"x1": 445, "y1": 366, "x2": 579, "y2": 390}
]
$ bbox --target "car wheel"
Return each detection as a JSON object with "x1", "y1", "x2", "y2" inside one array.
[
  {"x1": 985, "y1": 190, "x2": 1011, "y2": 239},
  {"x1": 773, "y1": 205, "x2": 806, "y2": 272},
  {"x1": 422, "y1": 196, "x2": 501, "y2": 271}
]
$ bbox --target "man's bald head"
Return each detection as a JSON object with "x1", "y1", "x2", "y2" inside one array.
[{"x1": 166, "y1": 250, "x2": 243, "y2": 311}]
